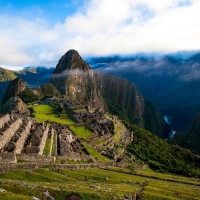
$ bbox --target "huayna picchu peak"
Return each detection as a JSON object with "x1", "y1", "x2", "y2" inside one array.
[{"x1": 52, "y1": 49, "x2": 91, "y2": 74}]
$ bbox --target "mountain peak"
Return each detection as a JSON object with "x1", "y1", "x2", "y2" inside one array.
[
  {"x1": 0, "y1": 67, "x2": 17, "y2": 82},
  {"x1": 2, "y1": 78, "x2": 29, "y2": 105},
  {"x1": 53, "y1": 49, "x2": 91, "y2": 74}
]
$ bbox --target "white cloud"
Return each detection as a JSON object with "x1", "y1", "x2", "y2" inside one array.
[{"x1": 0, "y1": 0, "x2": 200, "y2": 69}]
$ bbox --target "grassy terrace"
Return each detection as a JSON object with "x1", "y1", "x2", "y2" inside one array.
[
  {"x1": 0, "y1": 167, "x2": 200, "y2": 200},
  {"x1": 43, "y1": 138, "x2": 51, "y2": 156},
  {"x1": 106, "y1": 114, "x2": 126, "y2": 143},
  {"x1": 69, "y1": 125, "x2": 94, "y2": 141},
  {"x1": 83, "y1": 143, "x2": 111, "y2": 163},
  {"x1": 51, "y1": 131, "x2": 57, "y2": 156},
  {"x1": 32, "y1": 104, "x2": 75, "y2": 125}
]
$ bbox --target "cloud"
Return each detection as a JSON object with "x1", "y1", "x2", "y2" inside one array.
[
  {"x1": 91, "y1": 52, "x2": 200, "y2": 82},
  {"x1": 0, "y1": 0, "x2": 200, "y2": 69},
  {"x1": 51, "y1": 69, "x2": 93, "y2": 79}
]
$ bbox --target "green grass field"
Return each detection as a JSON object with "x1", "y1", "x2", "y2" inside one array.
[
  {"x1": 0, "y1": 167, "x2": 199, "y2": 200},
  {"x1": 69, "y1": 125, "x2": 94, "y2": 140},
  {"x1": 32, "y1": 104, "x2": 75, "y2": 124}
]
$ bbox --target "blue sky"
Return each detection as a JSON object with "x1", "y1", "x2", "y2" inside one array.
[
  {"x1": 0, "y1": 0, "x2": 81, "y2": 24},
  {"x1": 0, "y1": 0, "x2": 200, "y2": 69}
]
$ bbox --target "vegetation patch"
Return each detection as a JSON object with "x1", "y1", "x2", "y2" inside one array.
[
  {"x1": 31, "y1": 104, "x2": 75, "y2": 124},
  {"x1": 124, "y1": 121, "x2": 200, "y2": 177}
]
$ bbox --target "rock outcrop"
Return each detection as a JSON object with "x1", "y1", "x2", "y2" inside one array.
[
  {"x1": 51, "y1": 50, "x2": 104, "y2": 109},
  {"x1": 2, "y1": 78, "x2": 37, "y2": 105},
  {"x1": 33, "y1": 83, "x2": 61, "y2": 98}
]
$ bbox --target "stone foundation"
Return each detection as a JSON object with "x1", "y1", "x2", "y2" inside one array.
[
  {"x1": 0, "y1": 152, "x2": 16, "y2": 164},
  {"x1": 17, "y1": 153, "x2": 55, "y2": 163}
]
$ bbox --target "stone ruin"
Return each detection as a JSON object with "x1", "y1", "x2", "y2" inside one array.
[
  {"x1": 0, "y1": 108, "x2": 93, "y2": 164},
  {"x1": 0, "y1": 100, "x2": 132, "y2": 165},
  {"x1": 1, "y1": 96, "x2": 29, "y2": 115},
  {"x1": 22, "y1": 122, "x2": 49, "y2": 155},
  {"x1": 50, "y1": 122, "x2": 91, "y2": 161}
]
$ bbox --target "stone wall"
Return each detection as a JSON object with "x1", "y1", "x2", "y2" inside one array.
[
  {"x1": 0, "y1": 114, "x2": 10, "y2": 128},
  {"x1": 38, "y1": 125, "x2": 49, "y2": 155},
  {"x1": 0, "y1": 152, "x2": 16, "y2": 164},
  {"x1": 0, "y1": 163, "x2": 45, "y2": 174},
  {"x1": 54, "y1": 163, "x2": 95, "y2": 170},
  {"x1": 0, "y1": 119, "x2": 22, "y2": 150},
  {"x1": 58, "y1": 152, "x2": 92, "y2": 162},
  {"x1": 49, "y1": 128, "x2": 54, "y2": 156},
  {"x1": 0, "y1": 162, "x2": 95, "y2": 174},
  {"x1": 15, "y1": 119, "x2": 32, "y2": 154},
  {"x1": 17, "y1": 153, "x2": 55, "y2": 163}
]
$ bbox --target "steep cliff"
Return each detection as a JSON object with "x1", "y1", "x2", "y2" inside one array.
[
  {"x1": 50, "y1": 49, "x2": 169, "y2": 138},
  {"x1": 173, "y1": 113, "x2": 200, "y2": 155}
]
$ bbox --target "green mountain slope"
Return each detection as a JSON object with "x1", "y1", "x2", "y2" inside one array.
[{"x1": 125, "y1": 121, "x2": 200, "y2": 177}]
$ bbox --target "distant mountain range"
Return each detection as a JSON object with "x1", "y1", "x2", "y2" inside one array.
[{"x1": 0, "y1": 66, "x2": 54, "y2": 104}]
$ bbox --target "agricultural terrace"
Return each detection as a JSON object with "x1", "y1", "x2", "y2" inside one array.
[
  {"x1": 83, "y1": 143, "x2": 111, "y2": 163},
  {"x1": 0, "y1": 167, "x2": 199, "y2": 200}
]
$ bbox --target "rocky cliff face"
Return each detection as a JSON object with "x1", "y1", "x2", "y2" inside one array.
[
  {"x1": 50, "y1": 49, "x2": 169, "y2": 138},
  {"x1": 171, "y1": 112, "x2": 200, "y2": 155},
  {"x1": 51, "y1": 50, "x2": 104, "y2": 109}
]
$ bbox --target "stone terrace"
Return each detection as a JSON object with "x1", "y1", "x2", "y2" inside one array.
[{"x1": 0, "y1": 114, "x2": 50, "y2": 164}]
